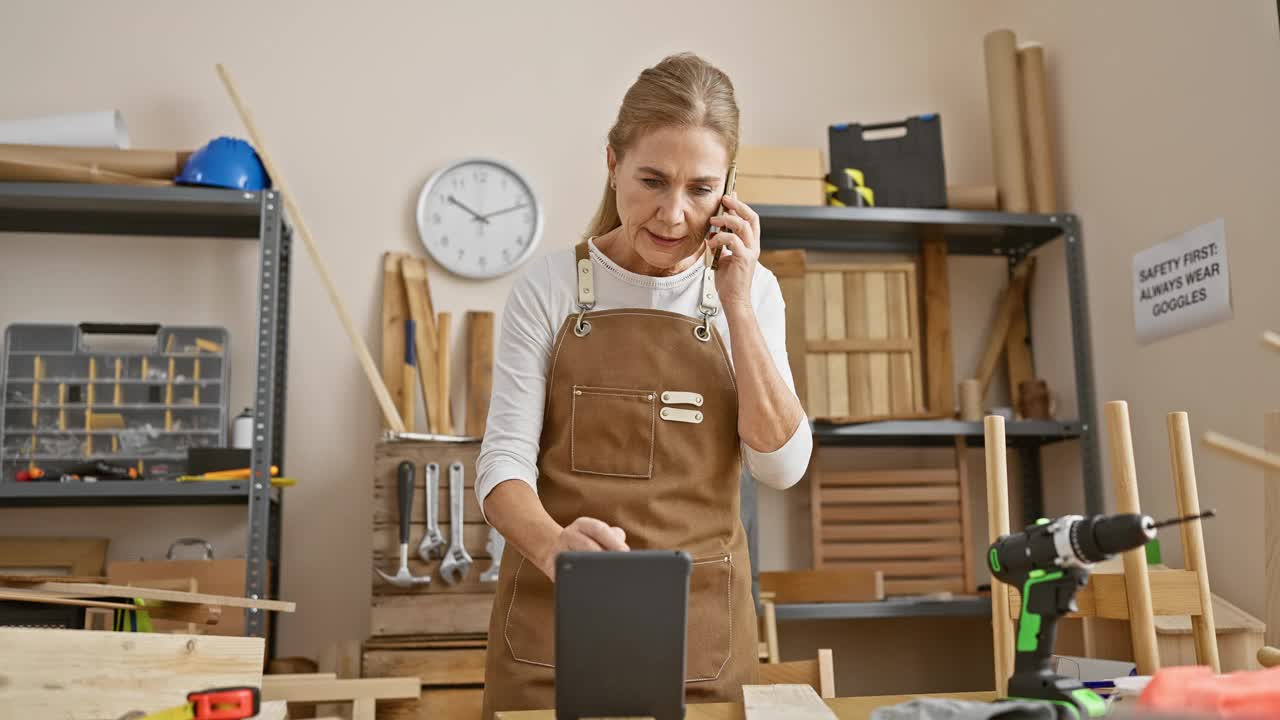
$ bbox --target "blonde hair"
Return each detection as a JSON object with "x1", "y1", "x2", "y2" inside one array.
[{"x1": 586, "y1": 53, "x2": 740, "y2": 240}]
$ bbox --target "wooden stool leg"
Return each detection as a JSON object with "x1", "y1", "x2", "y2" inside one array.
[
  {"x1": 1167, "y1": 411, "x2": 1220, "y2": 672},
  {"x1": 1266, "y1": 411, "x2": 1280, "y2": 651},
  {"x1": 351, "y1": 697, "x2": 374, "y2": 720},
  {"x1": 1104, "y1": 401, "x2": 1160, "y2": 675},
  {"x1": 764, "y1": 596, "x2": 780, "y2": 664},
  {"x1": 984, "y1": 415, "x2": 1013, "y2": 697}
]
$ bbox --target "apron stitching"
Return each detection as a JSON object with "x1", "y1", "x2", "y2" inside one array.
[
  {"x1": 686, "y1": 553, "x2": 734, "y2": 683},
  {"x1": 570, "y1": 386, "x2": 657, "y2": 478},
  {"x1": 504, "y1": 556, "x2": 555, "y2": 669}
]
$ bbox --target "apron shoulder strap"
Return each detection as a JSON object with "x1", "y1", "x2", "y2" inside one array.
[{"x1": 575, "y1": 240, "x2": 594, "y2": 310}]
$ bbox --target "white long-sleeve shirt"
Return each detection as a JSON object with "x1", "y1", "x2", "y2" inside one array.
[{"x1": 475, "y1": 238, "x2": 812, "y2": 515}]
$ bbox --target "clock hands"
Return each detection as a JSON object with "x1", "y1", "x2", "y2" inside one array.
[
  {"x1": 481, "y1": 202, "x2": 528, "y2": 221},
  {"x1": 447, "y1": 195, "x2": 489, "y2": 224}
]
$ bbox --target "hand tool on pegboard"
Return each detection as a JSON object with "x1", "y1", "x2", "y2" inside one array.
[{"x1": 375, "y1": 461, "x2": 431, "y2": 588}]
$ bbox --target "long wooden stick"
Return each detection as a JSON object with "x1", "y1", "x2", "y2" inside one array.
[
  {"x1": 1202, "y1": 431, "x2": 1280, "y2": 473},
  {"x1": 1104, "y1": 401, "x2": 1160, "y2": 675},
  {"x1": 215, "y1": 64, "x2": 405, "y2": 433},
  {"x1": 1263, "y1": 330, "x2": 1280, "y2": 353},
  {"x1": 2, "y1": 579, "x2": 295, "y2": 612},
  {"x1": 0, "y1": 588, "x2": 221, "y2": 624},
  {"x1": 976, "y1": 258, "x2": 1036, "y2": 398},
  {"x1": 1166, "y1": 412, "x2": 1219, "y2": 672},
  {"x1": 983, "y1": 415, "x2": 1013, "y2": 697}
]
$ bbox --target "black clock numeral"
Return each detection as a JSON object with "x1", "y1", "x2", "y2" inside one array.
[
  {"x1": 457, "y1": 248, "x2": 465, "y2": 260},
  {"x1": 501, "y1": 248, "x2": 510, "y2": 260},
  {"x1": 432, "y1": 212, "x2": 442, "y2": 225},
  {"x1": 474, "y1": 169, "x2": 487, "y2": 184},
  {"x1": 522, "y1": 211, "x2": 532, "y2": 224},
  {"x1": 478, "y1": 256, "x2": 488, "y2": 268},
  {"x1": 441, "y1": 235, "x2": 449, "y2": 248}
]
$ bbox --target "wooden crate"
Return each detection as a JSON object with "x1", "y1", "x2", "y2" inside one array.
[
  {"x1": 365, "y1": 636, "x2": 487, "y2": 720},
  {"x1": 371, "y1": 441, "x2": 497, "y2": 638},
  {"x1": 810, "y1": 443, "x2": 973, "y2": 596},
  {"x1": 803, "y1": 263, "x2": 930, "y2": 423}
]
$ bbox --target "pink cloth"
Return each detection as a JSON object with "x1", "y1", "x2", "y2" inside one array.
[{"x1": 1139, "y1": 665, "x2": 1280, "y2": 717}]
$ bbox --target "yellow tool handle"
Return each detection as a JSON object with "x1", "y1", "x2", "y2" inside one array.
[
  {"x1": 201, "y1": 465, "x2": 280, "y2": 480},
  {"x1": 177, "y1": 475, "x2": 296, "y2": 487}
]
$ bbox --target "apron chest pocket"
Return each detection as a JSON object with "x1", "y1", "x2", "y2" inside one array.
[
  {"x1": 570, "y1": 385, "x2": 656, "y2": 478},
  {"x1": 686, "y1": 553, "x2": 733, "y2": 683}
]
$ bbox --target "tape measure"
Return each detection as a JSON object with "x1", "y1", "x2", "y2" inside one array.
[{"x1": 133, "y1": 687, "x2": 260, "y2": 720}]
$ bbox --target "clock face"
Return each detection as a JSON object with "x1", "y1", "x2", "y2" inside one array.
[{"x1": 416, "y1": 158, "x2": 543, "y2": 279}]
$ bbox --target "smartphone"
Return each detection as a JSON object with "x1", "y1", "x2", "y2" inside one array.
[{"x1": 707, "y1": 163, "x2": 737, "y2": 269}]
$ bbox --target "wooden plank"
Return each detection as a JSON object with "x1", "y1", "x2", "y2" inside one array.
[
  {"x1": 954, "y1": 437, "x2": 975, "y2": 593},
  {"x1": 1005, "y1": 287, "x2": 1034, "y2": 417},
  {"x1": 821, "y1": 486, "x2": 960, "y2": 504},
  {"x1": 0, "y1": 628, "x2": 263, "y2": 720},
  {"x1": 808, "y1": 338, "x2": 916, "y2": 353},
  {"x1": 362, "y1": 647, "x2": 486, "y2": 685},
  {"x1": 844, "y1": 271, "x2": 870, "y2": 418},
  {"x1": 401, "y1": 256, "x2": 443, "y2": 433},
  {"x1": 807, "y1": 262, "x2": 917, "y2": 274},
  {"x1": 864, "y1": 271, "x2": 890, "y2": 415},
  {"x1": 809, "y1": 447, "x2": 824, "y2": 568},
  {"x1": 804, "y1": 273, "x2": 828, "y2": 418},
  {"x1": 382, "y1": 687, "x2": 486, "y2": 720},
  {"x1": 436, "y1": 312, "x2": 454, "y2": 435},
  {"x1": 1267, "y1": 412, "x2": 1280, "y2": 649},
  {"x1": 364, "y1": 635, "x2": 487, "y2": 650},
  {"x1": 382, "y1": 251, "x2": 412, "y2": 432},
  {"x1": 1009, "y1": 569, "x2": 1203, "y2": 620},
  {"x1": 976, "y1": 258, "x2": 1035, "y2": 398},
  {"x1": 905, "y1": 264, "x2": 924, "y2": 413},
  {"x1": 920, "y1": 232, "x2": 953, "y2": 417},
  {"x1": 884, "y1": 578, "x2": 966, "y2": 596},
  {"x1": 821, "y1": 523, "x2": 962, "y2": 542},
  {"x1": 373, "y1": 485, "x2": 483, "y2": 525},
  {"x1": 370, "y1": 592, "x2": 494, "y2": 637},
  {"x1": 819, "y1": 468, "x2": 957, "y2": 487},
  {"x1": 2, "y1": 580, "x2": 294, "y2": 612},
  {"x1": 885, "y1": 271, "x2": 913, "y2": 415},
  {"x1": 261, "y1": 676, "x2": 420, "y2": 702},
  {"x1": 465, "y1": 311, "x2": 495, "y2": 437},
  {"x1": 755, "y1": 662, "x2": 821, "y2": 691},
  {"x1": 821, "y1": 541, "x2": 961, "y2": 560},
  {"x1": 0, "y1": 537, "x2": 108, "y2": 576},
  {"x1": 823, "y1": 559, "x2": 966, "y2": 576},
  {"x1": 758, "y1": 568, "x2": 885, "y2": 603},
  {"x1": 823, "y1": 272, "x2": 849, "y2": 418},
  {"x1": 779, "y1": 275, "x2": 808, "y2": 407},
  {"x1": 743, "y1": 683, "x2": 836, "y2": 720},
  {"x1": 759, "y1": 249, "x2": 807, "y2": 279},
  {"x1": 822, "y1": 504, "x2": 959, "y2": 523},
  {"x1": 814, "y1": 409, "x2": 951, "y2": 425}
]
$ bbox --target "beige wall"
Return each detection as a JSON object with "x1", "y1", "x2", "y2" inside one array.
[{"x1": 2, "y1": 0, "x2": 1277, "y2": 666}]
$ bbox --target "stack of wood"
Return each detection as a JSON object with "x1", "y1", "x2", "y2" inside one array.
[{"x1": 366, "y1": 440, "x2": 494, "y2": 718}]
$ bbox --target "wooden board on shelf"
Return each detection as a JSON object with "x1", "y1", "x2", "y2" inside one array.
[
  {"x1": 363, "y1": 646, "x2": 487, "y2": 685},
  {"x1": 805, "y1": 262, "x2": 925, "y2": 422},
  {"x1": 759, "y1": 568, "x2": 885, "y2": 604},
  {"x1": 370, "y1": 593, "x2": 494, "y2": 637}
]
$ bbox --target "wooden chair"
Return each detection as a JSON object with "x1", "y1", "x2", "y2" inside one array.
[
  {"x1": 984, "y1": 403, "x2": 1220, "y2": 696},
  {"x1": 757, "y1": 648, "x2": 836, "y2": 699},
  {"x1": 756, "y1": 569, "x2": 884, "y2": 665}
]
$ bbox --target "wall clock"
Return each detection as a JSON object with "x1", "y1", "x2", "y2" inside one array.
[{"x1": 415, "y1": 157, "x2": 543, "y2": 279}]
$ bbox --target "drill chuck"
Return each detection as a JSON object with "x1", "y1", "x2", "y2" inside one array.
[{"x1": 1071, "y1": 513, "x2": 1156, "y2": 564}]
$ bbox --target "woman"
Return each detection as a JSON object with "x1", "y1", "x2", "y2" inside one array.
[{"x1": 477, "y1": 52, "x2": 812, "y2": 717}]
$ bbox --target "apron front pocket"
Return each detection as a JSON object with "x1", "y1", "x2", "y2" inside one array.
[
  {"x1": 686, "y1": 552, "x2": 733, "y2": 682},
  {"x1": 504, "y1": 557, "x2": 556, "y2": 667},
  {"x1": 570, "y1": 385, "x2": 656, "y2": 478}
]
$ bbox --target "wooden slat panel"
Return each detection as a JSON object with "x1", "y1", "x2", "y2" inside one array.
[
  {"x1": 373, "y1": 485, "x2": 484, "y2": 524},
  {"x1": 779, "y1": 275, "x2": 808, "y2": 408},
  {"x1": 954, "y1": 437, "x2": 975, "y2": 592},
  {"x1": 822, "y1": 504, "x2": 960, "y2": 523},
  {"x1": 845, "y1": 271, "x2": 871, "y2": 418},
  {"x1": 759, "y1": 249, "x2": 807, "y2": 279},
  {"x1": 822, "y1": 522, "x2": 963, "y2": 542},
  {"x1": 809, "y1": 262, "x2": 918, "y2": 274},
  {"x1": 372, "y1": 442, "x2": 480, "y2": 489},
  {"x1": 865, "y1": 271, "x2": 890, "y2": 415},
  {"x1": 884, "y1": 578, "x2": 966, "y2": 596},
  {"x1": 382, "y1": 687, "x2": 486, "y2": 720},
  {"x1": 823, "y1": 559, "x2": 966, "y2": 576},
  {"x1": 920, "y1": 232, "x2": 954, "y2": 416},
  {"x1": 362, "y1": 648, "x2": 486, "y2": 685},
  {"x1": 804, "y1": 274, "x2": 828, "y2": 418},
  {"x1": 822, "y1": 541, "x2": 962, "y2": 560},
  {"x1": 758, "y1": 568, "x2": 884, "y2": 603},
  {"x1": 808, "y1": 338, "x2": 916, "y2": 353},
  {"x1": 823, "y1": 272, "x2": 849, "y2": 418},
  {"x1": 0, "y1": 628, "x2": 262, "y2": 720},
  {"x1": 370, "y1": 593, "x2": 494, "y2": 637},
  {"x1": 822, "y1": 486, "x2": 960, "y2": 504},
  {"x1": 820, "y1": 468, "x2": 957, "y2": 487}
]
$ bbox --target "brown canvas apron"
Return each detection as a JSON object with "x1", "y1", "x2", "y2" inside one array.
[{"x1": 482, "y1": 241, "x2": 759, "y2": 718}]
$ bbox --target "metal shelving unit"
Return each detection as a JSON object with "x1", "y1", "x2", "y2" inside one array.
[
  {"x1": 0, "y1": 181, "x2": 291, "y2": 643},
  {"x1": 753, "y1": 204, "x2": 1099, "y2": 621}
]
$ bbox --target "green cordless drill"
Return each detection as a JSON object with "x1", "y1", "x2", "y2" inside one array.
[{"x1": 987, "y1": 511, "x2": 1211, "y2": 719}]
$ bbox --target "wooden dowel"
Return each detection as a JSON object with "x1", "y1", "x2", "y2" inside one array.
[
  {"x1": 984, "y1": 415, "x2": 1013, "y2": 696},
  {"x1": 1266, "y1": 412, "x2": 1279, "y2": 650},
  {"x1": 1105, "y1": 401, "x2": 1160, "y2": 675},
  {"x1": 436, "y1": 312, "x2": 452, "y2": 435},
  {"x1": 1166, "y1": 411, "x2": 1219, "y2": 672},
  {"x1": 1262, "y1": 330, "x2": 1280, "y2": 353},
  {"x1": 1203, "y1": 430, "x2": 1280, "y2": 473},
  {"x1": 215, "y1": 63, "x2": 405, "y2": 433}
]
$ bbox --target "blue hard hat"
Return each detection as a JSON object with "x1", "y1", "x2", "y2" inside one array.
[{"x1": 176, "y1": 136, "x2": 271, "y2": 190}]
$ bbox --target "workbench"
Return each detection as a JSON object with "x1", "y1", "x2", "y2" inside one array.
[{"x1": 495, "y1": 691, "x2": 996, "y2": 719}]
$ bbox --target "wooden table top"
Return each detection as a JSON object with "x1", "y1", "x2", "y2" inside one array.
[{"x1": 495, "y1": 691, "x2": 997, "y2": 719}]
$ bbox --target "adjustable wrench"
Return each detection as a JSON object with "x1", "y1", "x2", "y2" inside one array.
[
  {"x1": 416, "y1": 462, "x2": 445, "y2": 562},
  {"x1": 438, "y1": 461, "x2": 473, "y2": 584}
]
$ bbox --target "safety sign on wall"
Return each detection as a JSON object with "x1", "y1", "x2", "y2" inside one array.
[{"x1": 1132, "y1": 218, "x2": 1232, "y2": 344}]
